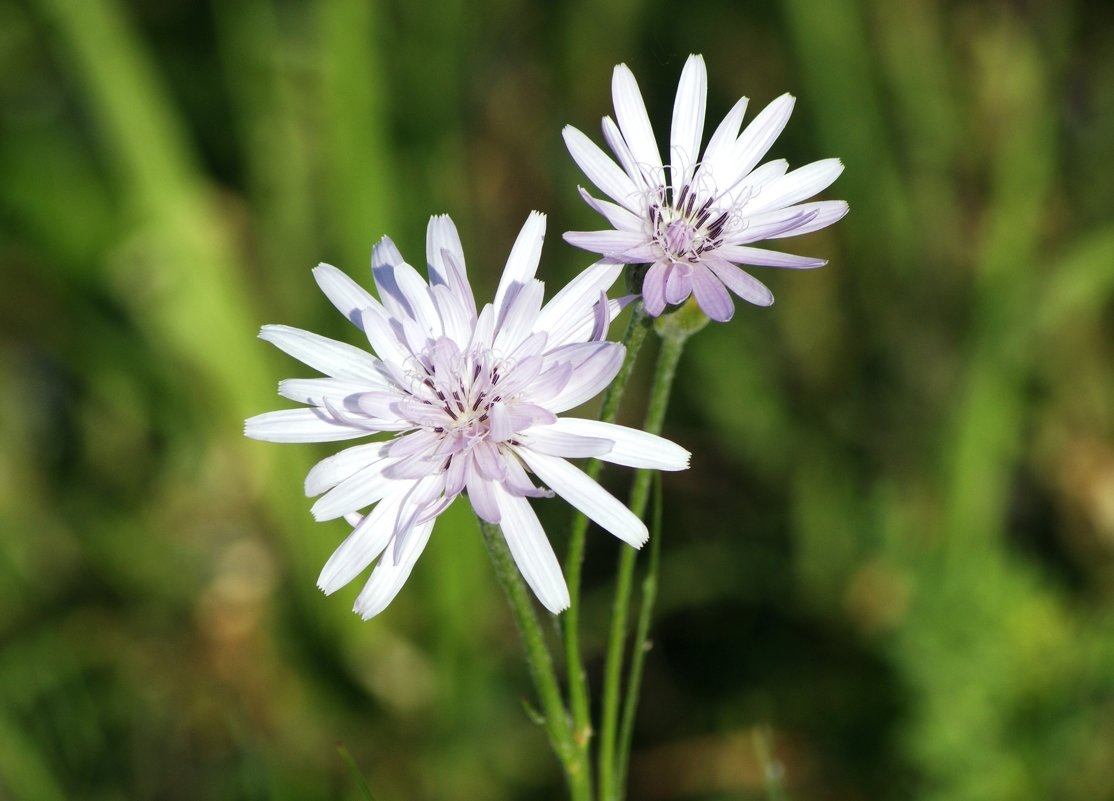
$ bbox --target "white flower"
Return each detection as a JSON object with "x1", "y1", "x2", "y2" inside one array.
[
  {"x1": 563, "y1": 54, "x2": 848, "y2": 322},
  {"x1": 246, "y1": 213, "x2": 690, "y2": 618}
]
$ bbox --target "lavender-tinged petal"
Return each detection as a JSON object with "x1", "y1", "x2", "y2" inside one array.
[
  {"x1": 670, "y1": 54, "x2": 707, "y2": 190},
  {"x1": 590, "y1": 290, "x2": 609, "y2": 342},
  {"x1": 489, "y1": 402, "x2": 514, "y2": 442},
  {"x1": 541, "y1": 418, "x2": 690, "y2": 470},
  {"x1": 690, "y1": 263, "x2": 736, "y2": 322},
  {"x1": 703, "y1": 255, "x2": 775, "y2": 307},
  {"x1": 543, "y1": 342, "x2": 625, "y2": 413},
  {"x1": 466, "y1": 473, "x2": 500, "y2": 524},
  {"x1": 383, "y1": 455, "x2": 446, "y2": 480},
  {"x1": 278, "y1": 377, "x2": 372, "y2": 407},
  {"x1": 515, "y1": 448, "x2": 648, "y2": 548},
  {"x1": 506, "y1": 403, "x2": 558, "y2": 430},
  {"x1": 311, "y1": 458, "x2": 400, "y2": 521},
  {"x1": 611, "y1": 64, "x2": 663, "y2": 178},
  {"x1": 471, "y1": 440, "x2": 506, "y2": 481},
  {"x1": 387, "y1": 429, "x2": 443, "y2": 459},
  {"x1": 563, "y1": 125, "x2": 641, "y2": 210},
  {"x1": 519, "y1": 427, "x2": 613, "y2": 458},
  {"x1": 305, "y1": 441, "x2": 391, "y2": 497},
  {"x1": 716, "y1": 245, "x2": 827, "y2": 269},
  {"x1": 563, "y1": 229, "x2": 649, "y2": 258},
  {"x1": 259, "y1": 325, "x2": 387, "y2": 384},
  {"x1": 743, "y1": 158, "x2": 845, "y2": 216},
  {"x1": 502, "y1": 455, "x2": 547, "y2": 498},
  {"x1": 352, "y1": 519, "x2": 434, "y2": 620},
  {"x1": 317, "y1": 491, "x2": 406, "y2": 594},
  {"x1": 244, "y1": 408, "x2": 370, "y2": 443},
  {"x1": 641, "y1": 261, "x2": 669, "y2": 316},
  {"x1": 765, "y1": 200, "x2": 849, "y2": 239},
  {"x1": 725, "y1": 208, "x2": 817, "y2": 245},
  {"x1": 444, "y1": 452, "x2": 469, "y2": 498},
  {"x1": 664, "y1": 263, "x2": 694, "y2": 305},
  {"x1": 371, "y1": 237, "x2": 413, "y2": 320},
  {"x1": 493, "y1": 487, "x2": 570, "y2": 614},
  {"x1": 522, "y1": 362, "x2": 573, "y2": 402},
  {"x1": 312, "y1": 264, "x2": 379, "y2": 329},
  {"x1": 493, "y1": 212, "x2": 546, "y2": 320}
]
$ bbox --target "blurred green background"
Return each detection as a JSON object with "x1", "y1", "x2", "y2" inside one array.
[{"x1": 3, "y1": 0, "x2": 1114, "y2": 798}]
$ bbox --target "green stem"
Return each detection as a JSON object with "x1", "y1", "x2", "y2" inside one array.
[
  {"x1": 479, "y1": 520, "x2": 590, "y2": 801},
  {"x1": 598, "y1": 331, "x2": 688, "y2": 800},
  {"x1": 614, "y1": 473, "x2": 662, "y2": 800},
  {"x1": 563, "y1": 304, "x2": 651, "y2": 778}
]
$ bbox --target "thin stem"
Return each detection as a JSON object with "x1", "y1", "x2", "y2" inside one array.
[
  {"x1": 563, "y1": 303, "x2": 651, "y2": 775},
  {"x1": 479, "y1": 520, "x2": 590, "y2": 801},
  {"x1": 598, "y1": 331, "x2": 688, "y2": 800},
  {"x1": 614, "y1": 473, "x2": 663, "y2": 799}
]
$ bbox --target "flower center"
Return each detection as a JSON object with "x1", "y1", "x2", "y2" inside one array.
[{"x1": 647, "y1": 183, "x2": 732, "y2": 262}]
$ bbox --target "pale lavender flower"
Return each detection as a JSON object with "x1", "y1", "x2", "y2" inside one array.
[
  {"x1": 245, "y1": 213, "x2": 689, "y2": 618},
  {"x1": 563, "y1": 54, "x2": 848, "y2": 322}
]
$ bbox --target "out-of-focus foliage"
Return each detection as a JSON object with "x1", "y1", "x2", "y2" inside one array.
[{"x1": 2, "y1": 0, "x2": 1114, "y2": 799}]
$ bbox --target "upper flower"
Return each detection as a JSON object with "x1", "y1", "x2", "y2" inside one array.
[
  {"x1": 562, "y1": 54, "x2": 848, "y2": 322},
  {"x1": 245, "y1": 213, "x2": 690, "y2": 618}
]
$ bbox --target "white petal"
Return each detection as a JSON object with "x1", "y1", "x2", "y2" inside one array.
[
  {"x1": 724, "y1": 94, "x2": 795, "y2": 189},
  {"x1": 728, "y1": 207, "x2": 819, "y2": 245},
  {"x1": 612, "y1": 64, "x2": 662, "y2": 179},
  {"x1": 305, "y1": 441, "x2": 391, "y2": 497},
  {"x1": 716, "y1": 245, "x2": 827, "y2": 269},
  {"x1": 313, "y1": 264, "x2": 379, "y2": 329},
  {"x1": 515, "y1": 449, "x2": 647, "y2": 547},
  {"x1": 563, "y1": 125, "x2": 641, "y2": 210},
  {"x1": 352, "y1": 518, "x2": 434, "y2": 619},
  {"x1": 425, "y1": 214, "x2": 475, "y2": 316},
  {"x1": 543, "y1": 418, "x2": 690, "y2": 471},
  {"x1": 371, "y1": 237, "x2": 414, "y2": 320},
  {"x1": 259, "y1": 325, "x2": 387, "y2": 384},
  {"x1": 359, "y1": 305, "x2": 412, "y2": 371},
  {"x1": 519, "y1": 426, "x2": 613, "y2": 458},
  {"x1": 493, "y1": 212, "x2": 546, "y2": 322},
  {"x1": 642, "y1": 261, "x2": 668, "y2": 316},
  {"x1": 244, "y1": 408, "x2": 369, "y2": 443},
  {"x1": 317, "y1": 490, "x2": 405, "y2": 594},
  {"x1": 494, "y1": 279, "x2": 544, "y2": 353},
  {"x1": 744, "y1": 158, "x2": 844, "y2": 216},
  {"x1": 543, "y1": 341, "x2": 624, "y2": 413},
  {"x1": 576, "y1": 186, "x2": 646, "y2": 231},
  {"x1": 310, "y1": 459, "x2": 401, "y2": 521},
  {"x1": 536, "y1": 261, "x2": 624, "y2": 347},
  {"x1": 467, "y1": 472, "x2": 500, "y2": 523},
  {"x1": 430, "y1": 283, "x2": 472, "y2": 344},
  {"x1": 695, "y1": 96, "x2": 748, "y2": 188},
  {"x1": 670, "y1": 55, "x2": 707, "y2": 189},
  {"x1": 601, "y1": 115, "x2": 651, "y2": 190},
  {"x1": 493, "y1": 487, "x2": 570, "y2": 613},
  {"x1": 392, "y1": 262, "x2": 441, "y2": 341},
  {"x1": 278, "y1": 377, "x2": 370, "y2": 406}
]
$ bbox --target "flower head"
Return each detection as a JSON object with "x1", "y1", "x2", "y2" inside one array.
[
  {"x1": 246, "y1": 213, "x2": 689, "y2": 618},
  {"x1": 563, "y1": 54, "x2": 848, "y2": 322}
]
